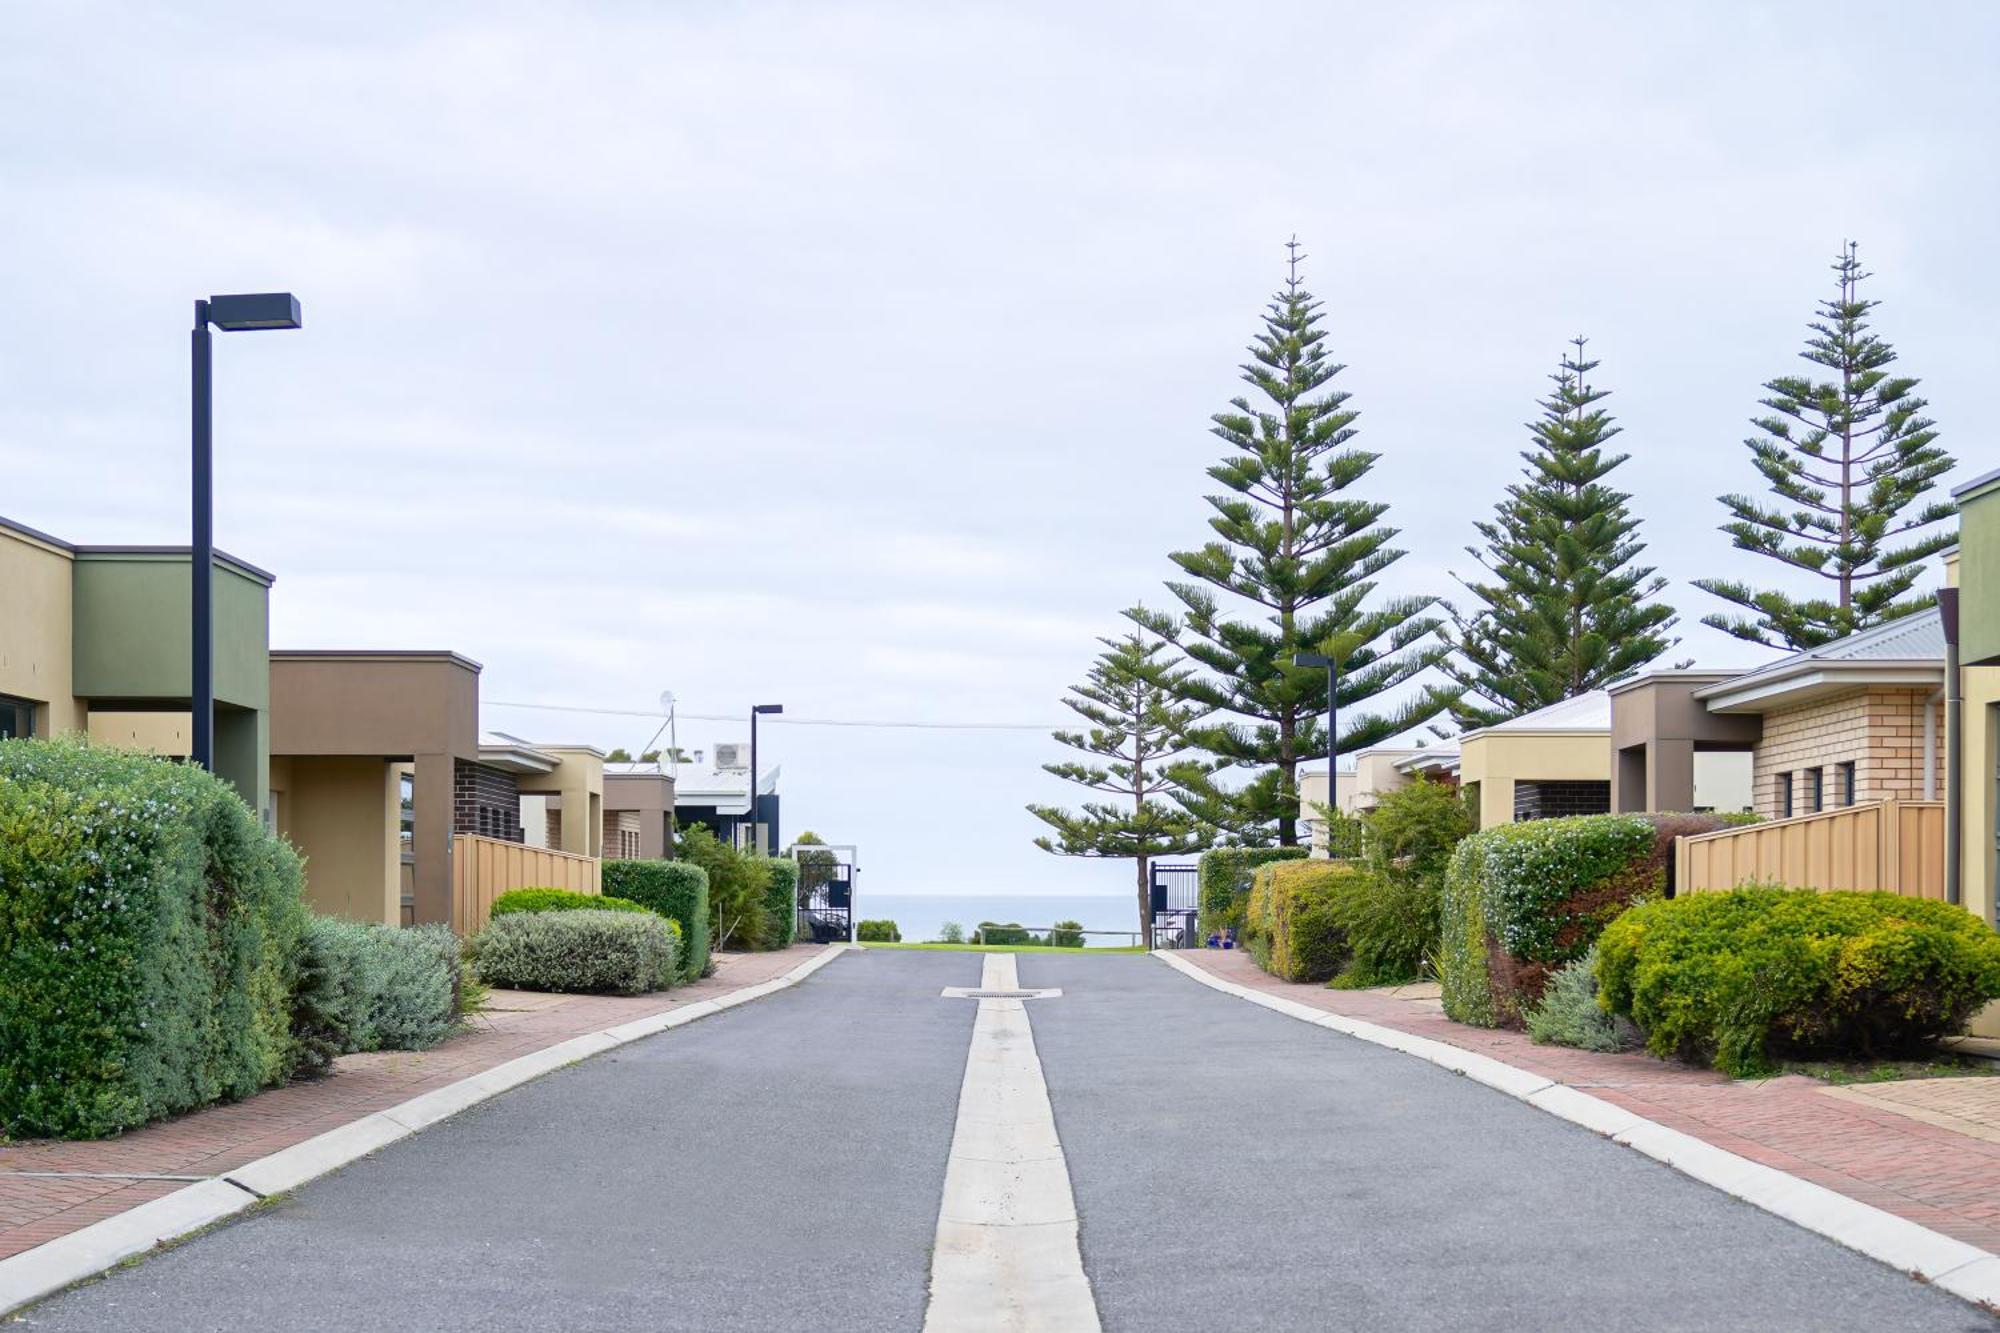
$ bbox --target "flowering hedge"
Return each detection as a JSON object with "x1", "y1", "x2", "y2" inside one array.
[
  {"x1": 0, "y1": 739, "x2": 305, "y2": 1139},
  {"x1": 1243, "y1": 859, "x2": 1361, "y2": 983},
  {"x1": 1441, "y1": 812, "x2": 1733, "y2": 1027},
  {"x1": 1198, "y1": 847, "x2": 1308, "y2": 939}
]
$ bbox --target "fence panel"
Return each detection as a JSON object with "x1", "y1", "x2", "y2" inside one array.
[
  {"x1": 451, "y1": 832, "x2": 602, "y2": 934},
  {"x1": 1676, "y1": 800, "x2": 1944, "y2": 899}
]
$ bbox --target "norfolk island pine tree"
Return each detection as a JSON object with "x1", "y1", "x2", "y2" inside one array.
[
  {"x1": 1694, "y1": 243, "x2": 1957, "y2": 651},
  {"x1": 1134, "y1": 239, "x2": 1454, "y2": 845},
  {"x1": 1027, "y1": 627, "x2": 1212, "y2": 949},
  {"x1": 1443, "y1": 338, "x2": 1678, "y2": 727}
]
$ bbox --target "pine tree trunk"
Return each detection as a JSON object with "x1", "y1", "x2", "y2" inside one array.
[{"x1": 1136, "y1": 853, "x2": 1153, "y2": 950}]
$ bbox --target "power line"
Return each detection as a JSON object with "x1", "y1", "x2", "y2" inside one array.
[{"x1": 485, "y1": 699, "x2": 1061, "y2": 732}]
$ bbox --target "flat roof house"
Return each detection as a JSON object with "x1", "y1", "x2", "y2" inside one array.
[
  {"x1": 1456, "y1": 691, "x2": 1613, "y2": 829},
  {"x1": 1, "y1": 514, "x2": 273, "y2": 814},
  {"x1": 675, "y1": 742, "x2": 781, "y2": 854},
  {"x1": 602, "y1": 759, "x2": 677, "y2": 860}
]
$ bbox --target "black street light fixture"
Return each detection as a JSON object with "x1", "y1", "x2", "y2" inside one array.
[
  {"x1": 191, "y1": 293, "x2": 301, "y2": 773},
  {"x1": 748, "y1": 703, "x2": 784, "y2": 854},
  {"x1": 1293, "y1": 651, "x2": 1338, "y2": 794}
]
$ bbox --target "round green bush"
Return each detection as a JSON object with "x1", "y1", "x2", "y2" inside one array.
[
  {"x1": 489, "y1": 887, "x2": 650, "y2": 919},
  {"x1": 468, "y1": 910, "x2": 681, "y2": 996},
  {"x1": 1597, "y1": 889, "x2": 2000, "y2": 1077},
  {"x1": 856, "y1": 919, "x2": 901, "y2": 943},
  {"x1": 292, "y1": 918, "x2": 463, "y2": 1075}
]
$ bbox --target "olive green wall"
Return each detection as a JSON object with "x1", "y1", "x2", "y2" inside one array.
[
  {"x1": 70, "y1": 551, "x2": 272, "y2": 813},
  {"x1": 1960, "y1": 475, "x2": 2000, "y2": 667}
]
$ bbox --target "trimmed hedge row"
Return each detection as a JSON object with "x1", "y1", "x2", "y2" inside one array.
[
  {"x1": 1198, "y1": 846, "x2": 1308, "y2": 939},
  {"x1": 292, "y1": 919, "x2": 462, "y2": 1076},
  {"x1": 1243, "y1": 860, "x2": 1359, "y2": 983},
  {"x1": 0, "y1": 740, "x2": 306, "y2": 1139},
  {"x1": 469, "y1": 910, "x2": 681, "y2": 996},
  {"x1": 1440, "y1": 813, "x2": 1731, "y2": 1027},
  {"x1": 1598, "y1": 889, "x2": 2000, "y2": 1077},
  {"x1": 603, "y1": 859, "x2": 711, "y2": 980},
  {"x1": 490, "y1": 888, "x2": 650, "y2": 919},
  {"x1": 764, "y1": 858, "x2": 798, "y2": 950},
  {"x1": 857, "y1": 919, "x2": 901, "y2": 943}
]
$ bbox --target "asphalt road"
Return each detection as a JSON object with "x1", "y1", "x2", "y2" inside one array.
[
  {"x1": 18, "y1": 950, "x2": 980, "y2": 1333},
  {"x1": 17, "y1": 949, "x2": 1995, "y2": 1331},
  {"x1": 1020, "y1": 952, "x2": 1990, "y2": 1333}
]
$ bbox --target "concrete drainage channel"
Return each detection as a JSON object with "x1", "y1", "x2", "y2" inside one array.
[
  {"x1": 0, "y1": 944, "x2": 857, "y2": 1319},
  {"x1": 926, "y1": 953, "x2": 1100, "y2": 1332},
  {"x1": 1153, "y1": 950, "x2": 2000, "y2": 1315}
]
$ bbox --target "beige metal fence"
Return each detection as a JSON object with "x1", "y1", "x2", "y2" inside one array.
[
  {"x1": 1675, "y1": 799, "x2": 1946, "y2": 899},
  {"x1": 450, "y1": 832, "x2": 602, "y2": 934}
]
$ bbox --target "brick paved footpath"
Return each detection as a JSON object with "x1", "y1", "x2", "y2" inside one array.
[
  {"x1": 1175, "y1": 948, "x2": 2000, "y2": 1256},
  {"x1": 0, "y1": 945, "x2": 829, "y2": 1261}
]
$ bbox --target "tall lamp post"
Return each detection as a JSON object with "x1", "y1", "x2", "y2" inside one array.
[
  {"x1": 1293, "y1": 651, "x2": 1338, "y2": 834},
  {"x1": 748, "y1": 703, "x2": 783, "y2": 853},
  {"x1": 191, "y1": 293, "x2": 301, "y2": 773}
]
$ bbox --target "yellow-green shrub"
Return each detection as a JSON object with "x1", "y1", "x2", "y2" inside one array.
[
  {"x1": 1597, "y1": 888, "x2": 2000, "y2": 1077},
  {"x1": 1244, "y1": 859, "x2": 1362, "y2": 983}
]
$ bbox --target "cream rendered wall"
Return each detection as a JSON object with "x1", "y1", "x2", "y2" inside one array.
[
  {"x1": 517, "y1": 748, "x2": 606, "y2": 858},
  {"x1": 282, "y1": 757, "x2": 400, "y2": 925},
  {"x1": 1299, "y1": 770, "x2": 1330, "y2": 858},
  {"x1": 1691, "y1": 750, "x2": 1754, "y2": 813},
  {"x1": 86, "y1": 710, "x2": 192, "y2": 755},
  {"x1": 1458, "y1": 732, "x2": 1610, "y2": 829},
  {"x1": 0, "y1": 526, "x2": 82, "y2": 734},
  {"x1": 1350, "y1": 752, "x2": 1412, "y2": 811}
]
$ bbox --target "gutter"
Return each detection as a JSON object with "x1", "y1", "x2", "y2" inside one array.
[{"x1": 1938, "y1": 589, "x2": 1963, "y2": 909}]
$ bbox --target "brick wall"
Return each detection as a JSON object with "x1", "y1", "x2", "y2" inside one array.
[
  {"x1": 1513, "y1": 780, "x2": 1611, "y2": 821},
  {"x1": 1751, "y1": 687, "x2": 1944, "y2": 818},
  {"x1": 454, "y1": 759, "x2": 524, "y2": 842}
]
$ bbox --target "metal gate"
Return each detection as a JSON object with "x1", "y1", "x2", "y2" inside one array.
[
  {"x1": 1148, "y1": 862, "x2": 1200, "y2": 949},
  {"x1": 797, "y1": 857, "x2": 853, "y2": 944}
]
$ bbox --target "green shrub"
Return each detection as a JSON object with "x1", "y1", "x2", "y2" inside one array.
[
  {"x1": 0, "y1": 738, "x2": 306, "y2": 1139},
  {"x1": 856, "y1": 919, "x2": 901, "y2": 943},
  {"x1": 1363, "y1": 778, "x2": 1477, "y2": 887},
  {"x1": 1047, "y1": 920, "x2": 1085, "y2": 949},
  {"x1": 1198, "y1": 846, "x2": 1307, "y2": 939},
  {"x1": 938, "y1": 921, "x2": 966, "y2": 944},
  {"x1": 678, "y1": 825, "x2": 775, "y2": 951},
  {"x1": 762, "y1": 858, "x2": 798, "y2": 949},
  {"x1": 603, "y1": 860, "x2": 711, "y2": 980},
  {"x1": 1327, "y1": 870, "x2": 1438, "y2": 989},
  {"x1": 468, "y1": 910, "x2": 681, "y2": 996},
  {"x1": 1598, "y1": 889, "x2": 2000, "y2": 1077},
  {"x1": 291, "y1": 918, "x2": 462, "y2": 1076},
  {"x1": 490, "y1": 888, "x2": 650, "y2": 919},
  {"x1": 1439, "y1": 835, "x2": 1496, "y2": 1026},
  {"x1": 977, "y1": 922, "x2": 1034, "y2": 945},
  {"x1": 1459, "y1": 812, "x2": 1734, "y2": 1025},
  {"x1": 1244, "y1": 860, "x2": 1358, "y2": 983},
  {"x1": 1524, "y1": 946, "x2": 1634, "y2": 1053}
]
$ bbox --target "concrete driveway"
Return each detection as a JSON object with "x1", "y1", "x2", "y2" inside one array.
[{"x1": 16, "y1": 950, "x2": 1990, "y2": 1331}]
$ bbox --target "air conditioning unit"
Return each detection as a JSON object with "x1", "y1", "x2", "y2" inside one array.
[{"x1": 714, "y1": 743, "x2": 746, "y2": 770}]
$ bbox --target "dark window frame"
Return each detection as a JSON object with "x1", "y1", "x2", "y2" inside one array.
[
  {"x1": 1838, "y1": 760, "x2": 1857, "y2": 808},
  {"x1": 1779, "y1": 772, "x2": 1794, "y2": 819},
  {"x1": 1806, "y1": 767, "x2": 1824, "y2": 814}
]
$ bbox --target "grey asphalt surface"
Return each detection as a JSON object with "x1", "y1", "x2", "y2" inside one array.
[
  {"x1": 18, "y1": 949, "x2": 980, "y2": 1333},
  {"x1": 1020, "y1": 952, "x2": 1993, "y2": 1333}
]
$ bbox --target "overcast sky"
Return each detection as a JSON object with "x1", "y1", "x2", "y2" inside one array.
[{"x1": 3, "y1": 3, "x2": 1995, "y2": 906}]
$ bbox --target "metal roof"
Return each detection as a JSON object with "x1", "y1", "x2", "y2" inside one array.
[
  {"x1": 1692, "y1": 607, "x2": 1944, "y2": 713},
  {"x1": 1461, "y1": 689, "x2": 1612, "y2": 741}
]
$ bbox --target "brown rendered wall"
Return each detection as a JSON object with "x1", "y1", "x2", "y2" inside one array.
[
  {"x1": 270, "y1": 653, "x2": 481, "y2": 928},
  {"x1": 1608, "y1": 675, "x2": 1760, "y2": 813},
  {"x1": 603, "y1": 771, "x2": 676, "y2": 859}
]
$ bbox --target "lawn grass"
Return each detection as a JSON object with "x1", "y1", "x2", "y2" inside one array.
[
  {"x1": 1785, "y1": 1055, "x2": 1998, "y2": 1085},
  {"x1": 858, "y1": 941, "x2": 1149, "y2": 955}
]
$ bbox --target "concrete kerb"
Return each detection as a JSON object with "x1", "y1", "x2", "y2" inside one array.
[
  {"x1": 0, "y1": 943, "x2": 856, "y2": 1320},
  {"x1": 1152, "y1": 949, "x2": 2000, "y2": 1314}
]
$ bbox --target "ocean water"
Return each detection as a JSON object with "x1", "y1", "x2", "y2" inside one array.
[{"x1": 858, "y1": 893, "x2": 1145, "y2": 946}]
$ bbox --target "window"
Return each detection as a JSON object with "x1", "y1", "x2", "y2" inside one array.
[
  {"x1": 1806, "y1": 767, "x2": 1824, "y2": 814},
  {"x1": 1838, "y1": 760, "x2": 1857, "y2": 808},
  {"x1": 399, "y1": 773, "x2": 415, "y2": 862},
  {"x1": 1779, "y1": 772, "x2": 1794, "y2": 819},
  {"x1": 0, "y1": 695, "x2": 34, "y2": 740}
]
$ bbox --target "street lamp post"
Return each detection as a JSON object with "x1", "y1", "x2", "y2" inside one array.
[
  {"x1": 748, "y1": 703, "x2": 783, "y2": 854},
  {"x1": 191, "y1": 293, "x2": 301, "y2": 773},
  {"x1": 1293, "y1": 650, "x2": 1338, "y2": 811}
]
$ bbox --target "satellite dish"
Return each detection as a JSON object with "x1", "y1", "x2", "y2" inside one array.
[{"x1": 659, "y1": 691, "x2": 676, "y2": 713}]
